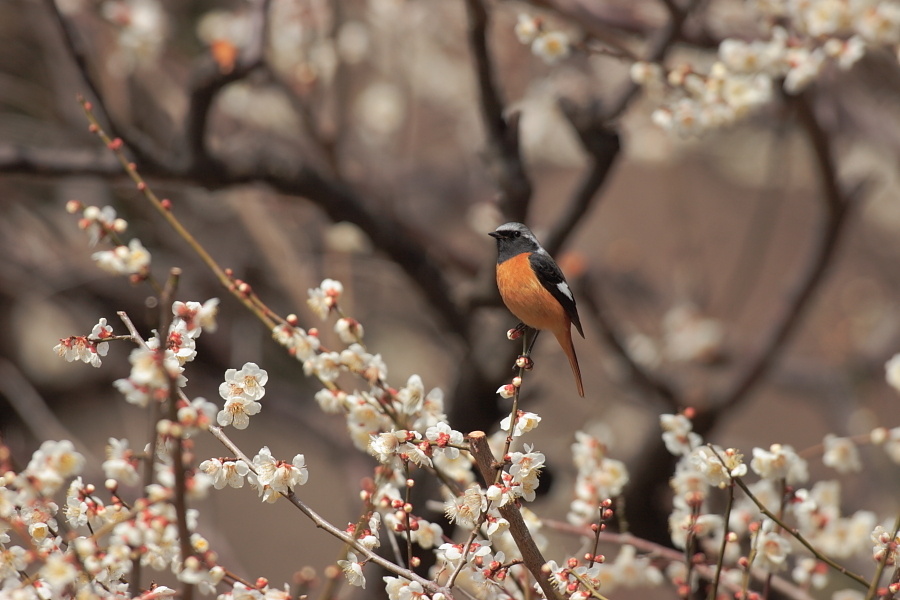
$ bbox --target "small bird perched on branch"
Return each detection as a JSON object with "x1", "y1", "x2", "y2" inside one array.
[{"x1": 489, "y1": 222, "x2": 584, "y2": 397}]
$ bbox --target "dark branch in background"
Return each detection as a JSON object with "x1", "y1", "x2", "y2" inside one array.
[
  {"x1": 578, "y1": 275, "x2": 681, "y2": 409},
  {"x1": 624, "y1": 88, "x2": 855, "y2": 546},
  {"x1": 543, "y1": 99, "x2": 621, "y2": 256},
  {"x1": 38, "y1": 0, "x2": 470, "y2": 338},
  {"x1": 44, "y1": 0, "x2": 172, "y2": 171},
  {"x1": 702, "y1": 90, "x2": 853, "y2": 422},
  {"x1": 0, "y1": 145, "x2": 121, "y2": 176},
  {"x1": 603, "y1": 0, "x2": 699, "y2": 121},
  {"x1": 464, "y1": 0, "x2": 532, "y2": 223},
  {"x1": 183, "y1": 0, "x2": 270, "y2": 171}
]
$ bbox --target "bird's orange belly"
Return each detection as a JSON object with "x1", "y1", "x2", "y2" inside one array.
[{"x1": 497, "y1": 253, "x2": 568, "y2": 332}]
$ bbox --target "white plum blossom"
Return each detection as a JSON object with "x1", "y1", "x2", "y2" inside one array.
[
  {"x1": 177, "y1": 396, "x2": 217, "y2": 435},
  {"x1": 445, "y1": 484, "x2": 486, "y2": 528},
  {"x1": 337, "y1": 552, "x2": 365, "y2": 588},
  {"x1": 660, "y1": 414, "x2": 702, "y2": 456},
  {"x1": 217, "y1": 395, "x2": 261, "y2": 429},
  {"x1": 102, "y1": 438, "x2": 140, "y2": 486},
  {"x1": 514, "y1": 13, "x2": 539, "y2": 44},
  {"x1": 822, "y1": 434, "x2": 862, "y2": 473},
  {"x1": 25, "y1": 440, "x2": 85, "y2": 494},
  {"x1": 92, "y1": 238, "x2": 151, "y2": 275},
  {"x1": 334, "y1": 317, "x2": 364, "y2": 344},
  {"x1": 397, "y1": 374, "x2": 425, "y2": 415},
  {"x1": 79, "y1": 204, "x2": 119, "y2": 246},
  {"x1": 307, "y1": 278, "x2": 343, "y2": 320},
  {"x1": 272, "y1": 322, "x2": 321, "y2": 361},
  {"x1": 886, "y1": 353, "x2": 900, "y2": 393},
  {"x1": 171, "y1": 299, "x2": 219, "y2": 337},
  {"x1": 754, "y1": 521, "x2": 792, "y2": 572},
  {"x1": 219, "y1": 362, "x2": 268, "y2": 401},
  {"x1": 198, "y1": 458, "x2": 250, "y2": 489},
  {"x1": 531, "y1": 31, "x2": 570, "y2": 64},
  {"x1": 425, "y1": 422, "x2": 463, "y2": 459},
  {"x1": 308, "y1": 351, "x2": 342, "y2": 382},
  {"x1": 252, "y1": 447, "x2": 308, "y2": 496},
  {"x1": 500, "y1": 411, "x2": 541, "y2": 437},
  {"x1": 690, "y1": 446, "x2": 747, "y2": 488},
  {"x1": 53, "y1": 335, "x2": 108, "y2": 368},
  {"x1": 751, "y1": 444, "x2": 809, "y2": 483}
]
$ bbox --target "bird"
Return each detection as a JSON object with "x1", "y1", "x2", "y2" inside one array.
[{"x1": 489, "y1": 222, "x2": 584, "y2": 397}]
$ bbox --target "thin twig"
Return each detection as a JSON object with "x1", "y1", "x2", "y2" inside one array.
[
  {"x1": 733, "y1": 478, "x2": 868, "y2": 588},
  {"x1": 708, "y1": 483, "x2": 734, "y2": 600},
  {"x1": 865, "y1": 511, "x2": 900, "y2": 600},
  {"x1": 540, "y1": 520, "x2": 815, "y2": 600},
  {"x1": 463, "y1": 0, "x2": 532, "y2": 222},
  {"x1": 205, "y1": 424, "x2": 448, "y2": 597}
]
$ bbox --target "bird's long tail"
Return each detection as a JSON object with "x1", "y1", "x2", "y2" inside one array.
[{"x1": 554, "y1": 327, "x2": 584, "y2": 398}]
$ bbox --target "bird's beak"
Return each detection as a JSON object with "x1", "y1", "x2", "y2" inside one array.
[{"x1": 488, "y1": 232, "x2": 501, "y2": 239}]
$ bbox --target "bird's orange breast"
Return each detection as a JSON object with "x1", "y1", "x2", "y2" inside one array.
[{"x1": 496, "y1": 252, "x2": 569, "y2": 333}]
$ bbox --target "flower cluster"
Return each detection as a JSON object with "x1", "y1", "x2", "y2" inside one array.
[
  {"x1": 634, "y1": 1, "x2": 900, "y2": 135},
  {"x1": 53, "y1": 317, "x2": 115, "y2": 368},
  {"x1": 514, "y1": 14, "x2": 571, "y2": 65},
  {"x1": 568, "y1": 431, "x2": 630, "y2": 526},
  {"x1": 111, "y1": 298, "x2": 218, "y2": 408},
  {"x1": 216, "y1": 362, "x2": 268, "y2": 429}
]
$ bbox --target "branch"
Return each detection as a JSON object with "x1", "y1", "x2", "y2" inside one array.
[
  {"x1": 578, "y1": 274, "x2": 681, "y2": 409},
  {"x1": 183, "y1": 0, "x2": 270, "y2": 171},
  {"x1": 43, "y1": 0, "x2": 171, "y2": 170},
  {"x1": 463, "y1": 0, "x2": 532, "y2": 222},
  {"x1": 540, "y1": 520, "x2": 816, "y2": 600},
  {"x1": 706, "y1": 90, "x2": 853, "y2": 421},
  {"x1": 543, "y1": 98, "x2": 621, "y2": 257},
  {"x1": 468, "y1": 431, "x2": 563, "y2": 600},
  {"x1": 603, "y1": 0, "x2": 699, "y2": 121},
  {"x1": 0, "y1": 144, "x2": 122, "y2": 176},
  {"x1": 206, "y1": 424, "x2": 447, "y2": 597}
]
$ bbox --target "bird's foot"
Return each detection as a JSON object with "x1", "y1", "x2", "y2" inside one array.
[
  {"x1": 507, "y1": 323, "x2": 528, "y2": 341},
  {"x1": 514, "y1": 355, "x2": 534, "y2": 371}
]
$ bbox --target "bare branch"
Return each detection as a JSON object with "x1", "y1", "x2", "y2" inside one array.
[
  {"x1": 0, "y1": 144, "x2": 121, "y2": 177},
  {"x1": 543, "y1": 99, "x2": 621, "y2": 257},
  {"x1": 468, "y1": 431, "x2": 563, "y2": 600},
  {"x1": 709, "y1": 91, "x2": 852, "y2": 418},
  {"x1": 464, "y1": 0, "x2": 532, "y2": 222},
  {"x1": 42, "y1": 0, "x2": 172, "y2": 170},
  {"x1": 183, "y1": 0, "x2": 270, "y2": 171},
  {"x1": 578, "y1": 274, "x2": 681, "y2": 409}
]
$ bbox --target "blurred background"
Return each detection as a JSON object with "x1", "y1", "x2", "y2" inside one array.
[{"x1": 2, "y1": 0, "x2": 900, "y2": 597}]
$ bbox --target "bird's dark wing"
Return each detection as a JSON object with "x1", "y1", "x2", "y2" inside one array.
[{"x1": 529, "y1": 251, "x2": 584, "y2": 337}]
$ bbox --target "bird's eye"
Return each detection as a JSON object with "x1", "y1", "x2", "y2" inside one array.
[{"x1": 513, "y1": 231, "x2": 521, "y2": 238}]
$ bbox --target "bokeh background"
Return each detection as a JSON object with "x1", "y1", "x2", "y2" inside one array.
[{"x1": 2, "y1": 0, "x2": 900, "y2": 597}]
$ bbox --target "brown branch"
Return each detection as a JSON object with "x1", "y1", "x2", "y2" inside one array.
[
  {"x1": 463, "y1": 0, "x2": 532, "y2": 223},
  {"x1": 183, "y1": 0, "x2": 270, "y2": 171},
  {"x1": 0, "y1": 144, "x2": 122, "y2": 176},
  {"x1": 468, "y1": 431, "x2": 562, "y2": 600},
  {"x1": 578, "y1": 274, "x2": 681, "y2": 409},
  {"x1": 43, "y1": 0, "x2": 172, "y2": 170},
  {"x1": 705, "y1": 90, "x2": 852, "y2": 421},
  {"x1": 603, "y1": 0, "x2": 700, "y2": 121},
  {"x1": 540, "y1": 520, "x2": 816, "y2": 600},
  {"x1": 543, "y1": 99, "x2": 621, "y2": 257}
]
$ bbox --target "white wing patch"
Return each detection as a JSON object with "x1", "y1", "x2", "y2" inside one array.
[{"x1": 557, "y1": 281, "x2": 573, "y2": 301}]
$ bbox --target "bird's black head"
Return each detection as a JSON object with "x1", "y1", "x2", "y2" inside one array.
[{"x1": 489, "y1": 222, "x2": 541, "y2": 263}]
